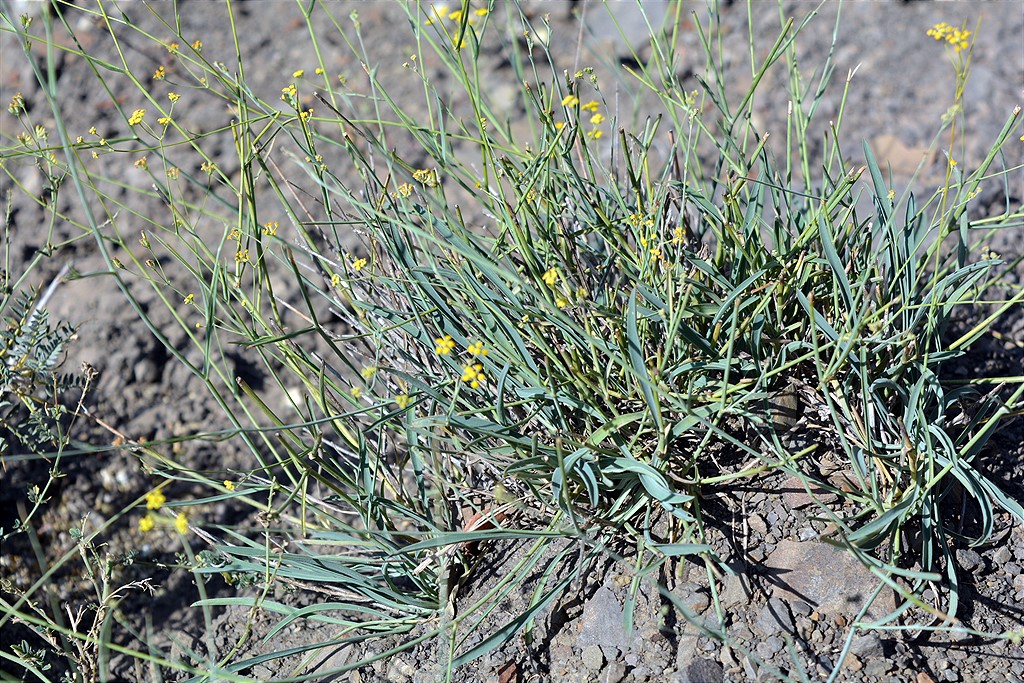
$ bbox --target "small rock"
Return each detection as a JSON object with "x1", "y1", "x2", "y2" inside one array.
[
  {"x1": 676, "y1": 582, "x2": 710, "y2": 614},
  {"x1": 604, "y1": 661, "x2": 627, "y2": 683},
  {"x1": 863, "y1": 658, "x2": 891, "y2": 677},
  {"x1": 718, "y1": 571, "x2": 751, "y2": 608},
  {"x1": 843, "y1": 653, "x2": 863, "y2": 673},
  {"x1": 850, "y1": 632, "x2": 884, "y2": 658},
  {"x1": 790, "y1": 600, "x2": 812, "y2": 617},
  {"x1": 685, "y1": 657, "x2": 724, "y2": 683},
  {"x1": 992, "y1": 546, "x2": 1012, "y2": 564},
  {"x1": 748, "y1": 513, "x2": 768, "y2": 535},
  {"x1": 955, "y1": 549, "x2": 982, "y2": 572},
  {"x1": 753, "y1": 597, "x2": 794, "y2": 636},
  {"x1": 579, "y1": 587, "x2": 632, "y2": 650},
  {"x1": 581, "y1": 644, "x2": 605, "y2": 671}
]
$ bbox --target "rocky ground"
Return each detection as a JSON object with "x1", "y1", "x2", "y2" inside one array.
[{"x1": 1, "y1": 1, "x2": 1022, "y2": 682}]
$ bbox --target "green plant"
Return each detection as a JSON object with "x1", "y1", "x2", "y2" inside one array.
[{"x1": 1, "y1": 1, "x2": 1021, "y2": 681}]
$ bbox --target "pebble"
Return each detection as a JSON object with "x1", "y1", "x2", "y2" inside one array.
[
  {"x1": 604, "y1": 661, "x2": 627, "y2": 683},
  {"x1": 789, "y1": 600, "x2": 812, "y2": 617},
  {"x1": 754, "y1": 597, "x2": 794, "y2": 636},
  {"x1": 955, "y1": 549, "x2": 983, "y2": 572},
  {"x1": 748, "y1": 513, "x2": 768, "y2": 535},
  {"x1": 864, "y1": 658, "x2": 892, "y2": 677},
  {"x1": 992, "y1": 546, "x2": 1012, "y2": 564},
  {"x1": 581, "y1": 644, "x2": 605, "y2": 671}
]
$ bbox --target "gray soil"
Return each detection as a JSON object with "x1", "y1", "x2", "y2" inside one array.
[{"x1": 2, "y1": 1, "x2": 1022, "y2": 682}]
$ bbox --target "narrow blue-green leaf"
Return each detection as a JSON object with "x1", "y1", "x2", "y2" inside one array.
[{"x1": 627, "y1": 289, "x2": 663, "y2": 431}]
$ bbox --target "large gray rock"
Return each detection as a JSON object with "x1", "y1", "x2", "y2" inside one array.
[{"x1": 763, "y1": 540, "x2": 896, "y2": 620}]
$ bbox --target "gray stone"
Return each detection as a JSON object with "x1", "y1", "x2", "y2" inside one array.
[
  {"x1": 763, "y1": 540, "x2": 896, "y2": 620},
  {"x1": 683, "y1": 657, "x2": 724, "y2": 683},
  {"x1": 789, "y1": 600, "x2": 812, "y2": 617},
  {"x1": 748, "y1": 513, "x2": 768, "y2": 535},
  {"x1": 581, "y1": 644, "x2": 605, "y2": 670},
  {"x1": 992, "y1": 546, "x2": 1012, "y2": 564},
  {"x1": 604, "y1": 661, "x2": 628, "y2": 683},
  {"x1": 578, "y1": 586, "x2": 632, "y2": 650},
  {"x1": 849, "y1": 632, "x2": 884, "y2": 658},
  {"x1": 675, "y1": 581, "x2": 710, "y2": 614},
  {"x1": 753, "y1": 597, "x2": 794, "y2": 636},
  {"x1": 863, "y1": 657, "x2": 891, "y2": 677},
  {"x1": 955, "y1": 548, "x2": 983, "y2": 572},
  {"x1": 718, "y1": 570, "x2": 752, "y2": 608}
]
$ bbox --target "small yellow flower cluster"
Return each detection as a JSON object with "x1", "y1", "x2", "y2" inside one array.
[
  {"x1": 351, "y1": 256, "x2": 367, "y2": 271},
  {"x1": 434, "y1": 334, "x2": 456, "y2": 355},
  {"x1": 413, "y1": 168, "x2": 439, "y2": 187},
  {"x1": 433, "y1": 334, "x2": 489, "y2": 389},
  {"x1": 394, "y1": 394, "x2": 412, "y2": 409},
  {"x1": 927, "y1": 22, "x2": 971, "y2": 52},
  {"x1": 153, "y1": 65, "x2": 166, "y2": 80},
  {"x1": 7, "y1": 92, "x2": 25, "y2": 116},
  {"x1": 139, "y1": 488, "x2": 188, "y2": 535},
  {"x1": 557, "y1": 95, "x2": 604, "y2": 138},
  {"x1": 281, "y1": 84, "x2": 298, "y2": 105},
  {"x1": 235, "y1": 249, "x2": 250, "y2": 263},
  {"x1": 461, "y1": 362, "x2": 485, "y2": 389},
  {"x1": 426, "y1": 4, "x2": 488, "y2": 26},
  {"x1": 262, "y1": 221, "x2": 279, "y2": 236},
  {"x1": 134, "y1": 156, "x2": 148, "y2": 170},
  {"x1": 542, "y1": 267, "x2": 559, "y2": 287},
  {"x1": 128, "y1": 109, "x2": 145, "y2": 126}
]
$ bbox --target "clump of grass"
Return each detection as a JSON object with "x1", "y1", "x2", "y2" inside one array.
[{"x1": 2, "y1": 1, "x2": 1021, "y2": 680}]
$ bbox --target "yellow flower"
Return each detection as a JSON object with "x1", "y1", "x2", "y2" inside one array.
[
  {"x1": 542, "y1": 267, "x2": 559, "y2": 287},
  {"x1": 315, "y1": 67, "x2": 325, "y2": 75},
  {"x1": 139, "y1": 514, "x2": 155, "y2": 533},
  {"x1": 168, "y1": 92, "x2": 181, "y2": 102},
  {"x1": 158, "y1": 116, "x2": 171, "y2": 126},
  {"x1": 561, "y1": 95, "x2": 579, "y2": 107},
  {"x1": 361, "y1": 366, "x2": 377, "y2": 380},
  {"x1": 153, "y1": 65, "x2": 166, "y2": 80},
  {"x1": 224, "y1": 480, "x2": 235, "y2": 491},
  {"x1": 467, "y1": 341, "x2": 488, "y2": 356},
  {"x1": 128, "y1": 109, "x2": 145, "y2": 126},
  {"x1": 262, "y1": 221, "x2": 279, "y2": 235},
  {"x1": 175, "y1": 512, "x2": 189, "y2": 534},
  {"x1": 352, "y1": 257, "x2": 367, "y2": 271},
  {"x1": 191, "y1": 39, "x2": 203, "y2": 52},
  {"x1": 351, "y1": 386, "x2": 362, "y2": 399},
  {"x1": 184, "y1": 293, "x2": 195, "y2": 305},
  {"x1": 394, "y1": 394, "x2": 411, "y2": 409},
  {"x1": 555, "y1": 295, "x2": 568, "y2": 309},
  {"x1": 474, "y1": 8, "x2": 488, "y2": 16},
  {"x1": 235, "y1": 249, "x2": 250, "y2": 263},
  {"x1": 145, "y1": 489, "x2": 166, "y2": 510},
  {"x1": 448, "y1": 9, "x2": 463, "y2": 22},
  {"x1": 461, "y1": 362, "x2": 485, "y2": 389},
  {"x1": 293, "y1": 69, "x2": 305, "y2": 78},
  {"x1": 167, "y1": 42, "x2": 179, "y2": 53},
  {"x1": 134, "y1": 156, "x2": 148, "y2": 170},
  {"x1": 581, "y1": 100, "x2": 600, "y2": 113},
  {"x1": 331, "y1": 273, "x2": 342, "y2": 288},
  {"x1": 589, "y1": 113, "x2": 605, "y2": 125},
  {"x1": 434, "y1": 334, "x2": 456, "y2": 355},
  {"x1": 587, "y1": 129, "x2": 603, "y2": 139}
]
